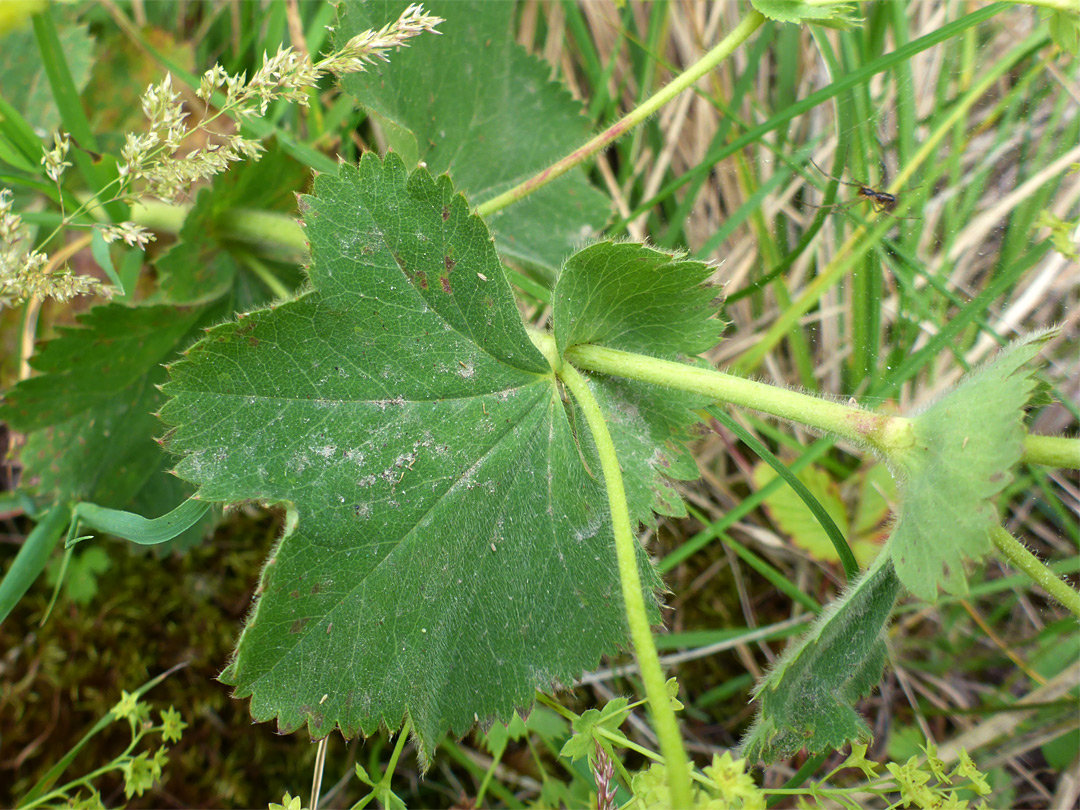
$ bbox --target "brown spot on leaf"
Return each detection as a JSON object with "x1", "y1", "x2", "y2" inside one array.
[
  {"x1": 289, "y1": 618, "x2": 310, "y2": 634},
  {"x1": 441, "y1": 277, "x2": 452, "y2": 295},
  {"x1": 442, "y1": 205, "x2": 450, "y2": 221},
  {"x1": 444, "y1": 256, "x2": 456, "y2": 272}
]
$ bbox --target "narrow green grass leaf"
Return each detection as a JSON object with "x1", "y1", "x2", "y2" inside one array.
[
  {"x1": 30, "y1": 7, "x2": 125, "y2": 223},
  {"x1": 29, "y1": 8, "x2": 96, "y2": 149},
  {"x1": 685, "y1": 502, "x2": 822, "y2": 614},
  {"x1": 0, "y1": 502, "x2": 69, "y2": 626},
  {"x1": 0, "y1": 94, "x2": 50, "y2": 171},
  {"x1": 889, "y1": 331, "x2": 1056, "y2": 601},
  {"x1": 615, "y1": 3, "x2": 1006, "y2": 228},
  {"x1": 752, "y1": 463, "x2": 860, "y2": 564},
  {"x1": 661, "y1": 438, "x2": 835, "y2": 573},
  {"x1": 0, "y1": 13, "x2": 94, "y2": 134},
  {"x1": 70, "y1": 497, "x2": 211, "y2": 548},
  {"x1": 0, "y1": 131, "x2": 37, "y2": 173},
  {"x1": 90, "y1": 228, "x2": 124, "y2": 294},
  {"x1": 711, "y1": 407, "x2": 858, "y2": 580}
]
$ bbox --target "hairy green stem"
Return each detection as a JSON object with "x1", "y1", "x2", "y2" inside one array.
[
  {"x1": 384, "y1": 717, "x2": 412, "y2": 784},
  {"x1": 566, "y1": 343, "x2": 905, "y2": 455},
  {"x1": 989, "y1": 527, "x2": 1080, "y2": 617},
  {"x1": 476, "y1": 11, "x2": 766, "y2": 219},
  {"x1": 108, "y1": 201, "x2": 1080, "y2": 477},
  {"x1": 529, "y1": 333, "x2": 693, "y2": 808},
  {"x1": 566, "y1": 344, "x2": 1080, "y2": 470},
  {"x1": 1023, "y1": 434, "x2": 1080, "y2": 469}
]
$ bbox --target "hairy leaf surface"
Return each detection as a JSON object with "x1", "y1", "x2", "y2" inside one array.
[
  {"x1": 551, "y1": 241, "x2": 719, "y2": 524},
  {"x1": 160, "y1": 153, "x2": 657, "y2": 759},
  {"x1": 889, "y1": 332, "x2": 1052, "y2": 601},
  {"x1": 553, "y1": 241, "x2": 722, "y2": 359},
  {"x1": 336, "y1": 0, "x2": 608, "y2": 280},
  {"x1": 741, "y1": 554, "x2": 900, "y2": 764}
]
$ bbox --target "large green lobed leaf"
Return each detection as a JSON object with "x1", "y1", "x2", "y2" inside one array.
[
  {"x1": 159, "y1": 153, "x2": 657, "y2": 759},
  {"x1": 888, "y1": 332, "x2": 1053, "y2": 601},
  {"x1": 336, "y1": 0, "x2": 609, "y2": 281}
]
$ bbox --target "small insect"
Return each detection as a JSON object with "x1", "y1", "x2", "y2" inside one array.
[{"x1": 806, "y1": 157, "x2": 902, "y2": 215}]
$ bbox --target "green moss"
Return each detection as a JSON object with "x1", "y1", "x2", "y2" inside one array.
[{"x1": 0, "y1": 512, "x2": 322, "y2": 809}]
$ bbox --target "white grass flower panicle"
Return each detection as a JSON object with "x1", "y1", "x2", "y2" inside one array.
[
  {"x1": 0, "y1": 4, "x2": 442, "y2": 306},
  {"x1": 100, "y1": 222, "x2": 155, "y2": 249},
  {"x1": 41, "y1": 132, "x2": 72, "y2": 184},
  {"x1": 121, "y1": 4, "x2": 441, "y2": 203},
  {"x1": 0, "y1": 189, "x2": 102, "y2": 306},
  {"x1": 320, "y1": 4, "x2": 444, "y2": 76}
]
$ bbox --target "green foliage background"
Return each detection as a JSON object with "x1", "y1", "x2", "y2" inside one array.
[{"x1": 0, "y1": 0, "x2": 1076, "y2": 807}]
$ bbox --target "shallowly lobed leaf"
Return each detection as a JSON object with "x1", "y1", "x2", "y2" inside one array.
[
  {"x1": 553, "y1": 241, "x2": 723, "y2": 360},
  {"x1": 0, "y1": 304, "x2": 216, "y2": 521},
  {"x1": 888, "y1": 331, "x2": 1054, "y2": 602},
  {"x1": 336, "y1": 0, "x2": 609, "y2": 282},
  {"x1": 552, "y1": 241, "x2": 720, "y2": 526},
  {"x1": 740, "y1": 554, "x2": 901, "y2": 764},
  {"x1": 159, "y1": 153, "x2": 659, "y2": 761}
]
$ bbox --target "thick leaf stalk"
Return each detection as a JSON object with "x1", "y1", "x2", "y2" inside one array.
[
  {"x1": 537, "y1": 334, "x2": 693, "y2": 809},
  {"x1": 565, "y1": 343, "x2": 902, "y2": 455},
  {"x1": 989, "y1": 527, "x2": 1080, "y2": 618}
]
